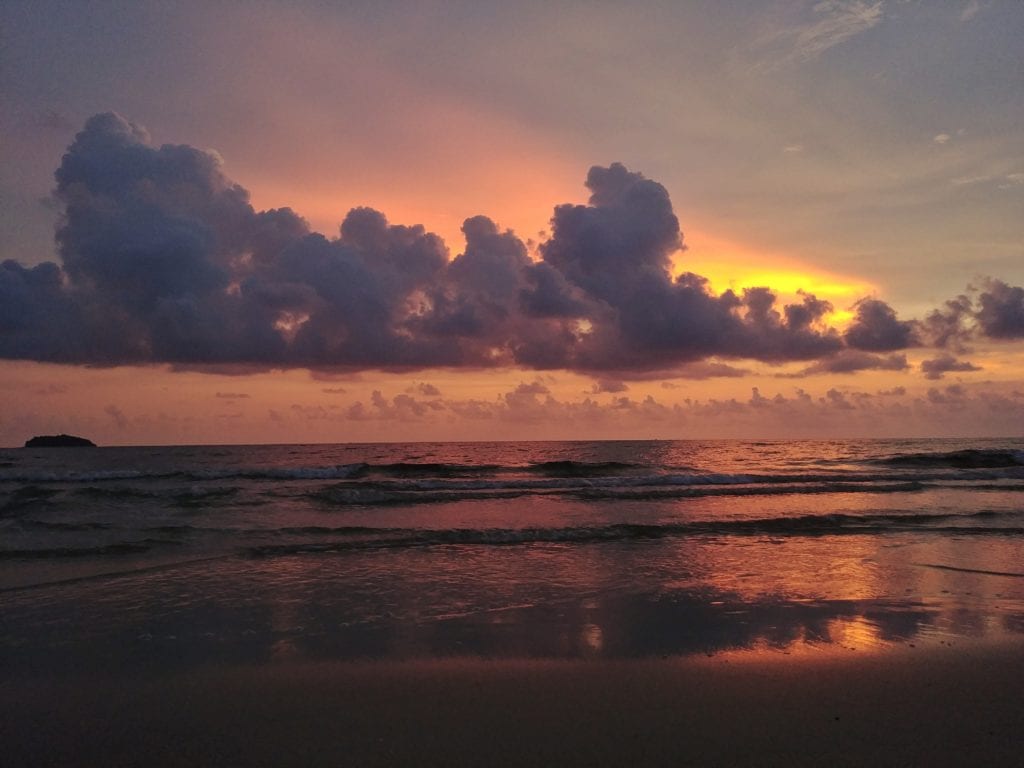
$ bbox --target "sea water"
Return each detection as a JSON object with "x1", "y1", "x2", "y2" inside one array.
[{"x1": 2, "y1": 438, "x2": 1023, "y2": 675}]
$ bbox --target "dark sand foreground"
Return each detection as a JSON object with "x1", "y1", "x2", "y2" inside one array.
[{"x1": 3, "y1": 643, "x2": 1024, "y2": 767}]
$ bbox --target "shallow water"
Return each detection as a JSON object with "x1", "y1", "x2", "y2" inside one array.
[{"x1": 2, "y1": 438, "x2": 1023, "y2": 674}]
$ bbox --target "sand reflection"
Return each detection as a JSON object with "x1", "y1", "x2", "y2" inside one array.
[{"x1": 3, "y1": 532, "x2": 1024, "y2": 675}]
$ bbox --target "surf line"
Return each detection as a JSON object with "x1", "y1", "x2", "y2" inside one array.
[{"x1": 913, "y1": 562, "x2": 1024, "y2": 579}]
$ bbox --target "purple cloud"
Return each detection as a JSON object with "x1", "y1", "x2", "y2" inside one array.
[{"x1": 1, "y1": 114, "x2": 1022, "y2": 380}]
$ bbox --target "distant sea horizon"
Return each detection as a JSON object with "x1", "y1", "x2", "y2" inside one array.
[{"x1": 9, "y1": 433, "x2": 1020, "y2": 449}]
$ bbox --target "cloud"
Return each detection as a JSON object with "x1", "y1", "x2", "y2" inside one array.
[
  {"x1": 416, "y1": 382, "x2": 442, "y2": 396},
  {"x1": 512, "y1": 380, "x2": 551, "y2": 396},
  {"x1": 755, "y1": 1, "x2": 884, "y2": 68},
  {"x1": 877, "y1": 386, "x2": 905, "y2": 396},
  {"x1": 674, "y1": 361, "x2": 750, "y2": 379},
  {"x1": 919, "y1": 294, "x2": 973, "y2": 352},
  {"x1": 975, "y1": 279, "x2": 1024, "y2": 339},
  {"x1": 591, "y1": 379, "x2": 629, "y2": 394},
  {"x1": 215, "y1": 391, "x2": 250, "y2": 399},
  {"x1": 920, "y1": 354, "x2": 981, "y2": 380},
  {"x1": 1, "y1": 114, "x2": 1022, "y2": 379},
  {"x1": 269, "y1": 378, "x2": 1024, "y2": 439},
  {"x1": 843, "y1": 298, "x2": 917, "y2": 351},
  {"x1": 788, "y1": 349, "x2": 909, "y2": 376},
  {"x1": 933, "y1": 133, "x2": 951, "y2": 145},
  {"x1": 952, "y1": 172, "x2": 1024, "y2": 189},
  {"x1": 926, "y1": 384, "x2": 968, "y2": 406},
  {"x1": 345, "y1": 390, "x2": 445, "y2": 421}
]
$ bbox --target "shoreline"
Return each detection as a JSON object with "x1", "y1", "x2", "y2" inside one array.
[{"x1": 4, "y1": 642, "x2": 1023, "y2": 766}]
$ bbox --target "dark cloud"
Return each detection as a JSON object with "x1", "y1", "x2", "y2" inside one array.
[
  {"x1": 920, "y1": 294, "x2": 973, "y2": 351},
  {"x1": 0, "y1": 259, "x2": 83, "y2": 361},
  {"x1": 534, "y1": 164, "x2": 841, "y2": 370},
  {"x1": 785, "y1": 350, "x2": 909, "y2": 377},
  {"x1": 674, "y1": 361, "x2": 750, "y2": 379},
  {"x1": 2, "y1": 114, "x2": 1022, "y2": 377},
  {"x1": 843, "y1": 299, "x2": 917, "y2": 351},
  {"x1": 920, "y1": 354, "x2": 981, "y2": 380},
  {"x1": 975, "y1": 279, "x2": 1024, "y2": 339}
]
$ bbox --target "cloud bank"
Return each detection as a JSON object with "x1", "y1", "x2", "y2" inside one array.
[{"x1": 1, "y1": 113, "x2": 1020, "y2": 377}]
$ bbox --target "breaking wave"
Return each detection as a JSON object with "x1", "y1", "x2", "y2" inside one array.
[
  {"x1": 243, "y1": 510, "x2": 1024, "y2": 557},
  {"x1": 874, "y1": 448, "x2": 1024, "y2": 469}
]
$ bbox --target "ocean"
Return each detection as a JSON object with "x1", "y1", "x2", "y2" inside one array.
[{"x1": 2, "y1": 438, "x2": 1024, "y2": 676}]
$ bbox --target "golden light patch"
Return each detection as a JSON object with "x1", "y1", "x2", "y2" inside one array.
[{"x1": 675, "y1": 228, "x2": 875, "y2": 326}]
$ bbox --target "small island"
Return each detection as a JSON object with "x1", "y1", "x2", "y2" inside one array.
[{"x1": 24, "y1": 434, "x2": 97, "y2": 448}]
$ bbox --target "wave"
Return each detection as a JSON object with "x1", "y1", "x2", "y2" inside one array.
[
  {"x1": 0, "y1": 538, "x2": 182, "y2": 559},
  {"x1": 0, "y1": 460, "x2": 648, "y2": 485},
  {"x1": 364, "y1": 462, "x2": 496, "y2": 478},
  {"x1": 0, "y1": 465, "x2": 370, "y2": 484},
  {"x1": 243, "y1": 510, "x2": 1024, "y2": 557},
  {"x1": 310, "y1": 478, "x2": 937, "y2": 506},
  {"x1": 7, "y1": 509, "x2": 1019, "y2": 561},
  {"x1": 0, "y1": 486, "x2": 63, "y2": 516},
  {"x1": 874, "y1": 448, "x2": 1024, "y2": 469},
  {"x1": 525, "y1": 460, "x2": 643, "y2": 476},
  {"x1": 5, "y1": 450, "x2": 1024, "y2": 488},
  {"x1": 342, "y1": 459, "x2": 643, "y2": 478},
  {"x1": 17, "y1": 519, "x2": 112, "y2": 531},
  {"x1": 73, "y1": 486, "x2": 159, "y2": 499}
]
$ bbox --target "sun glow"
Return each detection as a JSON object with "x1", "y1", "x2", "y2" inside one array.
[{"x1": 676, "y1": 228, "x2": 875, "y2": 327}]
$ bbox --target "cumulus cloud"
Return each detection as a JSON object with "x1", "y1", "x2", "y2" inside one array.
[
  {"x1": 316, "y1": 380, "x2": 1024, "y2": 440},
  {"x1": 974, "y1": 279, "x2": 1024, "y2": 339},
  {"x1": 843, "y1": 298, "x2": 917, "y2": 351},
  {"x1": 1, "y1": 114, "x2": 1023, "y2": 379},
  {"x1": 919, "y1": 294, "x2": 973, "y2": 352}
]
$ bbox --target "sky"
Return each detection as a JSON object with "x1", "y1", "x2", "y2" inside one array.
[{"x1": 1, "y1": 0, "x2": 1023, "y2": 445}]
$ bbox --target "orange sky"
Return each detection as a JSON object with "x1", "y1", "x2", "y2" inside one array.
[{"x1": 1, "y1": 1, "x2": 1022, "y2": 444}]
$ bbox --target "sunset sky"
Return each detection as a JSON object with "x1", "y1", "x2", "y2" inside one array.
[{"x1": 2, "y1": 0, "x2": 1023, "y2": 444}]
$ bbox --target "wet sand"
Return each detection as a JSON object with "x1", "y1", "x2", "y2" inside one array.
[{"x1": 3, "y1": 642, "x2": 1023, "y2": 767}]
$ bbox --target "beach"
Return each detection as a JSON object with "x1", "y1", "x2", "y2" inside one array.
[{"x1": 4, "y1": 644, "x2": 1024, "y2": 767}]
